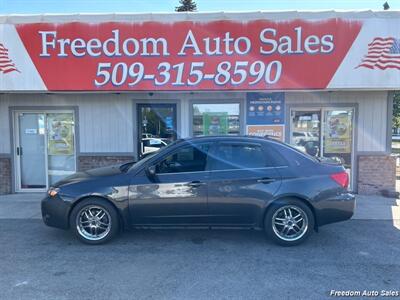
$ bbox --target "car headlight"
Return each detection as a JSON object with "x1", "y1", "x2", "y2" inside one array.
[{"x1": 48, "y1": 187, "x2": 60, "y2": 197}]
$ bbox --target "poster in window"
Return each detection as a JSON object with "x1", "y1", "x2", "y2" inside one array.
[
  {"x1": 247, "y1": 125, "x2": 285, "y2": 142},
  {"x1": 165, "y1": 116, "x2": 174, "y2": 132},
  {"x1": 47, "y1": 114, "x2": 74, "y2": 155},
  {"x1": 246, "y1": 92, "x2": 285, "y2": 125},
  {"x1": 203, "y1": 112, "x2": 228, "y2": 135},
  {"x1": 324, "y1": 113, "x2": 351, "y2": 154}
]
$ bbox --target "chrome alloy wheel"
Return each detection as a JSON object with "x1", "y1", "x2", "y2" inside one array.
[
  {"x1": 272, "y1": 205, "x2": 308, "y2": 242},
  {"x1": 76, "y1": 205, "x2": 111, "y2": 241}
]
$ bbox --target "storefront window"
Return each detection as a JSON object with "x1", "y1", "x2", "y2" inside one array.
[
  {"x1": 192, "y1": 103, "x2": 240, "y2": 136},
  {"x1": 137, "y1": 104, "x2": 177, "y2": 159},
  {"x1": 290, "y1": 110, "x2": 321, "y2": 157},
  {"x1": 47, "y1": 113, "x2": 76, "y2": 185}
]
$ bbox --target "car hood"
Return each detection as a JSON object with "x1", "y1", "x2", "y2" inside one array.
[{"x1": 52, "y1": 162, "x2": 135, "y2": 188}]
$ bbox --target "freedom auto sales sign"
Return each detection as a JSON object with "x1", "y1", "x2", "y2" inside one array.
[{"x1": 1, "y1": 16, "x2": 400, "y2": 91}]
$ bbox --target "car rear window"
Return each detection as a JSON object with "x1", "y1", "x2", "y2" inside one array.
[
  {"x1": 211, "y1": 143, "x2": 270, "y2": 170},
  {"x1": 268, "y1": 140, "x2": 317, "y2": 166}
]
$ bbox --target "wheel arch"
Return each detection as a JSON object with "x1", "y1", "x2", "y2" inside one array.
[
  {"x1": 262, "y1": 195, "x2": 318, "y2": 231},
  {"x1": 68, "y1": 195, "x2": 126, "y2": 230}
]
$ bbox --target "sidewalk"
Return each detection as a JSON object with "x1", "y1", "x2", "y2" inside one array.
[
  {"x1": 352, "y1": 195, "x2": 400, "y2": 231},
  {"x1": 0, "y1": 192, "x2": 399, "y2": 222},
  {"x1": 0, "y1": 193, "x2": 45, "y2": 219}
]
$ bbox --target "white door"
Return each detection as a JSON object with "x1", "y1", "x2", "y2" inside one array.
[{"x1": 16, "y1": 112, "x2": 47, "y2": 191}]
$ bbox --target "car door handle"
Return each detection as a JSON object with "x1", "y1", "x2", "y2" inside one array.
[
  {"x1": 187, "y1": 181, "x2": 206, "y2": 187},
  {"x1": 257, "y1": 178, "x2": 276, "y2": 184}
]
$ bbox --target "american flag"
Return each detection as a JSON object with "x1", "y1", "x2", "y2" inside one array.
[
  {"x1": 357, "y1": 37, "x2": 400, "y2": 70},
  {"x1": 0, "y1": 42, "x2": 19, "y2": 74}
]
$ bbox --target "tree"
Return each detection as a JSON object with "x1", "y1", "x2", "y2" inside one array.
[
  {"x1": 175, "y1": 0, "x2": 197, "y2": 12},
  {"x1": 393, "y1": 92, "x2": 400, "y2": 132}
]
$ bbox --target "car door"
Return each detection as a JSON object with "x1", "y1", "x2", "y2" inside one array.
[
  {"x1": 129, "y1": 142, "x2": 212, "y2": 225},
  {"x1": 207, "y1": 141, "x2": 282, "y2": 226}
]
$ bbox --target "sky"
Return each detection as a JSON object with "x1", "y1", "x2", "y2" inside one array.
[{"x1": 0, "y1": 0, "x2": 399, "y2": 14}]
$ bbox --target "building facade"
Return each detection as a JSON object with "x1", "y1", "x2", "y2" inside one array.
[{"x1": 0, "y1": 11, "x2": 398, "y2": 195}]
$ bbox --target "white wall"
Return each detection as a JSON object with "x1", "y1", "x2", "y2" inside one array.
[
  {"x1": 0, "y1": 91, "x2": 389, "y2": 155},
  {"x1": 0, "y1": 93, "x2": 134, "y2": 153}
]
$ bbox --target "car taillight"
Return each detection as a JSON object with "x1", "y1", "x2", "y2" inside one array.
[{"x1": 330, "y1": 172, "x2": 349, "y2": 189}]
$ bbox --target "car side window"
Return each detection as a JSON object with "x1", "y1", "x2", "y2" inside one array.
[
  {"x1": 210, "y1": 143, "x2": 269, "y2": 170},
  {"x1": 156, "y1": 143, "x2": 210, "y2": 174}
]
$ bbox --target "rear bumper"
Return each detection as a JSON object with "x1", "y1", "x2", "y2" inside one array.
[
  {"x1": 41, "y1": 194, "x2": 71, "y2": 230},
  {"x1": 315, "y1": 192, "x2": 356, "y2": 227}
]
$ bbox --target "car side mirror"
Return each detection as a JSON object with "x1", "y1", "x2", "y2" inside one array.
[{"x1": 146, "y1": 165, "x2": 156, "y2": 178}]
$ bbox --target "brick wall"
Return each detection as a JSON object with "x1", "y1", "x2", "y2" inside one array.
[
  {"x1": 0, "y1": 157, "x2": 11, "y2": 195},
  {"x1": 78, "y1": 155, "x2": 135, "y2": 171},
  {"x1": 358, "y1": 155, "x2": 396, "y2": 195}
]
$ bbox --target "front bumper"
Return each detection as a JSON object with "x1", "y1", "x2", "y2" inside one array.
[
  {"x1": 41, "y1": 194, "x2": 71, "y2": 230},
  {"x1": 315, "y1": 192, "x2": 356, "y2": 227}
]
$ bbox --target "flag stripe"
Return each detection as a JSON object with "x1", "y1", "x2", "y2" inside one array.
[
  {"x1": 0, "y1": 63, "x2": 17, "y2": 68},
  {"x1": 3, "y1": 68, "x2": 19, "y2": 74},
  {"x1": 361, "y1": 58, "x2": 400, "y2": 63},
  {"x1": 369, "y1": 45, "x2": 393, "y2": 50},
  {"x1": 359, "y1": 63, "x2": 400, "y2": 70},
  {"x1": 368, "y1": 37, "x2": 394, "y2": 44}
]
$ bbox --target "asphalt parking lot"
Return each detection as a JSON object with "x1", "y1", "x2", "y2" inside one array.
[{"x1": 0, "y1": 194, "x2": 400, "y2": 300}]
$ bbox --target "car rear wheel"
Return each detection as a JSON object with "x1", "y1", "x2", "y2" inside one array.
[
  {"x1": 265, "y1": 199, "x2": 314, "y2": 246},
  {"x1": 70, "y1": 198, "x2": 120, "y2": 245}
]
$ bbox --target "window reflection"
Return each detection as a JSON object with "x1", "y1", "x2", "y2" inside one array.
[
  {"x1": 139, "y1": 105, "x2": 176, "y2": 158},
  {"x1": 47, "y1": 113, "x2": 76, "y2": 185},
  {"x1": 291, "y1": 111, "x2": 321, "y2": 157},
  {"x1": 193, "y1": 103, "x2": 240, "y2": 136}
]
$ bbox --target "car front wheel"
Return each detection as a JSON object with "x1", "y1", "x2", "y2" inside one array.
[
  {"x1": 70, "y1": 198, "x2": 120, "y2": 245},
  {"x1": 265, "y1": 199, "x2": 314, "y2": 246}
]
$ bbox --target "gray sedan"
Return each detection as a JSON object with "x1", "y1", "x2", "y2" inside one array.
[{"x1": 41, "y1": 136, "x2": 355, "y2": 246}]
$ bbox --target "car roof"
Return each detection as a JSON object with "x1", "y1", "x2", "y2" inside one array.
[{"x1": 178, "y1": 135, "x2": 278, "y2": 143}]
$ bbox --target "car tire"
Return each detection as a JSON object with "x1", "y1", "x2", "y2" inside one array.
[
  {"x1": 70, "y1": 198, "x2": 120, "y2": 245},
  {"x1": 264, "y1": 199, "x2": 314, "y2": 246}
]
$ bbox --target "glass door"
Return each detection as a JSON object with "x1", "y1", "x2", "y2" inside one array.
[
  {"x1": 137, "y1": 104, "x2": 177, "y2": 159},
  {"x1": 290, "y1": 108, "x2": 355, "y2": 189},
  {"x1": 16, "y1": 113, "x2": 47, "y2": 190},
  {"x1": 15, "y1": 111, "x2": 76, "y2": 191}
]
